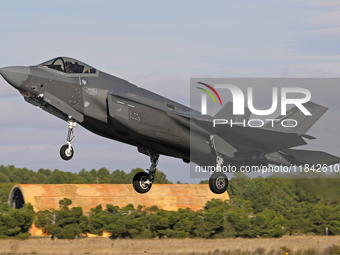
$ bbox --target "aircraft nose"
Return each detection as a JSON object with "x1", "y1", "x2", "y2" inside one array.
[{"x1": 0, "y1": 66, "x2": 30, "y2": 89}]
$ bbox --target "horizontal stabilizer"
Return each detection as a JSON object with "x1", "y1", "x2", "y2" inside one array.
[
  {"x1": 194, "y1": 118, "x2": 308, "y2": 154},
  {"x1": 214, "y1": 101, "x2": 251, "y2": 122},
  {"x1": 279, "y1": 149, "x2": 340, "y2": 166},
  {"x1": 263, "y1": 101, "x2": 328, "y2": 134}
]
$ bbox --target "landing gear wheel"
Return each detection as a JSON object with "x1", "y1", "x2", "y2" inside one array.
[
  {"x1": 60, "y1": 144, "x2": 74, "y2": 161},
  {"x1": 133, "y1": 172, "x2": 151, "y2": 193},
  {"x1": 209, "y1": 172, "x2": 228, "y2": 194},
  {"x1": 60, "y1": 117, "x2": 77, "y2": 161}
]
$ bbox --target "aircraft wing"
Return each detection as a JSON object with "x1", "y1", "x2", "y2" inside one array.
[
  {"x1": 279, "y1": 149, "x2": 340, "y2": 166},
  {"x1": 194, "y1": 118, "x2": 311, "y2": 156}
]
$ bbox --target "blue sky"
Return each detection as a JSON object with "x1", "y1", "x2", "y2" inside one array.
[{"x1": 0, "y1": 1, "x2": 339, "y2": 183}]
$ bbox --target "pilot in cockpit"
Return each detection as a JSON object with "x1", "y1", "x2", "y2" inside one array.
[
  {"x1": 41, "y1": 57, "x2": 96, "y2": 74},
  {"x1": 65, "y1": 61, "x2": 84, "y2": 73},
  {"x1": 65, "y1": 61, "x2": 74, "y2": 73}
]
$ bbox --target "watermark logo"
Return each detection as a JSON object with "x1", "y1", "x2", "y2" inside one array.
[
  {"x1": 199, "y1": 83, "x2": 311, "y2": 116},
  {"x1": 196, "y1": 82, "x2": 222, "y2": 114},
  {"x1": 190, "y1": 78, "x2": 338, "y2": 179}
]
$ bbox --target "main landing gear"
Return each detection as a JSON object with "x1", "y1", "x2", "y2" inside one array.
[
  {"x1": 133, "y1": 152, "x2": 159, "y2": 193},
  {"x1": 208, "y1": 151, "x2": 229, "y2": 194},
  {"x1": 60, "y1": 117, "x2": 77, "y2": 161},
  {"x1": 209, "y1": 172, "x2": 228, "y2": 194}
]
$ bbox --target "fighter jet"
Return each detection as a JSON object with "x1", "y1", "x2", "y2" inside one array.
[{"x1": 1, "y1": 57, "x2": 339, "y2": 194}]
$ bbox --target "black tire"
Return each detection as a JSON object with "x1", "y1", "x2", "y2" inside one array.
[
  {"x1": 60, "y1": 144, "x2": 74, "y2": 161},
  {"x1": 209, "y1": 172, "x2": 228, "y2": 194},
  {"x1": 133, "y1": 172, "x2": 151, "y2": 193}
]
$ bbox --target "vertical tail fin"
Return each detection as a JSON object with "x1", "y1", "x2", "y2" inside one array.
[{"x1": 263, "y1": 101, "x2": 328, "y2": 134}]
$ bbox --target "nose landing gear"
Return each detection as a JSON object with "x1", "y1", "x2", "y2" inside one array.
[
  {"x1": 60, "y1": 117, "x2": 77, "y2": 161},
  {"x1": 133, "y1": 151, "x2": 159, "y2": 193}
]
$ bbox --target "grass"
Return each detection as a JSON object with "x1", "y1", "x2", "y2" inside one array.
[{"x1": 0, "y1": 236, "x2": 340, "y2": 254}]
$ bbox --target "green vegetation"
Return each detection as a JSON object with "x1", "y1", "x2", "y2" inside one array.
[
  {"x1": 0, "y1": 182, "x2": 16, "y2": 204},
  {"x1": 0, "y1": 165, "x2": 171, "y2": 186},
  {"x1": 288, "y1": 173, "x2": 340, "y2": 204},
  {"x1": 33, "y1": 190, "x2": 340, "y2": 239},
  {"x1": 86, "y1": 200, "x2": 230, "y2": 239},
  {"x1": 33, "y1": 173, "x2": 340, "y2": 239},
  {"x1": 0, "y1": 202, "x2": 35, "y2": 239},
  {"x1": 35, "y1": 198, "x2": 88, "y2": 239},
  {"x1": 2, "y1": 165, "x2": 340, "y2": 239},
  {"x1": 226, "y1": 173, "x2": 338, "y2": 236}
]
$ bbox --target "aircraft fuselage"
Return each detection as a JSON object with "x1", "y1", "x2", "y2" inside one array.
[{"x1": 2, "y1": 57, "x2": 339, "y2": 194}]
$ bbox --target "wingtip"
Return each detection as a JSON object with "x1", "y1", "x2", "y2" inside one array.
[{"x1": 299, "y1": 134, "x2": 316, "y2": 140}]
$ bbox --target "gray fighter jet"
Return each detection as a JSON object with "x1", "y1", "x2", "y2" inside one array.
[{"x1": 1, "y1": 57, "x2": 339, "y2": 194}]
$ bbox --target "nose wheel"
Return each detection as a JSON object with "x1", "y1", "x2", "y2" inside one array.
[
  {"x1": 60, "y1": 144, "x2": 74, "y2": 160},
  {"x1": 133, "y1": 172, "x2": 151, "y2": 193},
  {"x1": 60, "y1": 117, "x2": 77, "y2": 161},
  {"x1": 133, "y1": 152, "x2": 159, "y2": 193}
]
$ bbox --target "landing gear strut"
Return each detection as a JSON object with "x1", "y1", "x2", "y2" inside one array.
[
  {"x1": 133, "y1": 152, "x2": 159, "y2": 193},
  {"x1": 209, "y1": 137, "x2": 229, "y2": 194},
  {"x1": 60, "y1": 117, "x2": 77, "y2": 161}
]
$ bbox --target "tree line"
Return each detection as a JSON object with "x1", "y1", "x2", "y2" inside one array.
[
  {"x1": 0, "y1": 165, "x2": 172, "y2": 185},
  {"x1": 1, "y1": 166, "x2": 340, "y2": 239},
  {"x1": 0, "y1": 165, "x2": 171, "y2": 204}
]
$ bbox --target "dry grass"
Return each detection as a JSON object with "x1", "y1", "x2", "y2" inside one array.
[{"x1": 0, "y1": 236, "x2": 340, "y2": 254}]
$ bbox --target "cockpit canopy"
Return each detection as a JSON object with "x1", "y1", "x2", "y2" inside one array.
[{"x1": 40, "y1": 57, "x2": 96, "y2": 74}]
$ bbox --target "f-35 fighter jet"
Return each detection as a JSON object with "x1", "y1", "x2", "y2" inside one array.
[{"x1": 1, "y1": 57, "x2": 339, "y2": 194}]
